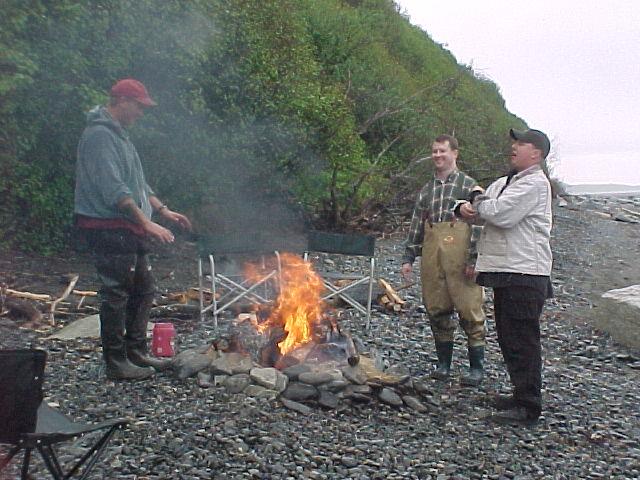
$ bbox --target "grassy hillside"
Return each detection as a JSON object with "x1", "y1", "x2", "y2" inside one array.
[{"x1": 0, "y1": 0, "x2": 525, "y2": 253}]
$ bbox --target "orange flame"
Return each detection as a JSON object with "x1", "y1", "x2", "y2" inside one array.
[{"x1": 247, "y1": 253, "x2": 325, "y2": 355}]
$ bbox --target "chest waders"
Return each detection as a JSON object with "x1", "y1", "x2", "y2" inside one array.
[{"x1": 419, "y1": 173, "x2": 486, "y2": 384}]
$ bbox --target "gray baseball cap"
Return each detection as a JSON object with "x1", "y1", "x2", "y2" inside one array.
[{"x1": 509, "y1": 128, "x2": 550, "y2": 158}]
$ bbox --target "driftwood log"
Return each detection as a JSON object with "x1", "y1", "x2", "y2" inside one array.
[
  {"x1": 2, "y1": 298, "x2": 43, "y2": 323},
  {"x1": 376, "y1": 278, "x2": 410, "y2": 312}
]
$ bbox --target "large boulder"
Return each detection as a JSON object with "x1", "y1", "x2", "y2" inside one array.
[{"x1": 595, "y1": 285, "x2": 640, "y2": 349}]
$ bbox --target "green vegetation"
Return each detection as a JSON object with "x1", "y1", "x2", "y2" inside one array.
[{"x1": 0, "y1": 0, "x2": 526, "y2": 253}]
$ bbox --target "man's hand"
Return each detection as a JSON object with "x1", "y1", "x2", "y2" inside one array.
[
  {"x1": 459, "y1": 202, "x2": 477, "y2": 220},
  {"x1": 160, "y1": 208, "x2": 192, "y2": 231},
  {"x1": 143, "y1": 220, "x2": 176, "y2": 244},
  {"x1": 401, "y1": 262, "x2": 414, "y2": 283},
  {"x1": 464, "y1": 265, "x2": 476, "y2": 280}
]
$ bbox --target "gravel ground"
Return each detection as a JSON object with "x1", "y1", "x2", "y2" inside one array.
[{"x1": 1, "y1": 196, "x2": 640, "y2": 479}]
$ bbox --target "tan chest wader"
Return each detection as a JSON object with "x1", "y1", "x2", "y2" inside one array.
[{"x1": 419, "y1": 220, "x2": 486, "y2": 385}]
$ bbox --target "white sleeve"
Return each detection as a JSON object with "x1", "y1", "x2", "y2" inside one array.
[{"x1": 476, "y1": 178, "x2": 541, "y2": 228}]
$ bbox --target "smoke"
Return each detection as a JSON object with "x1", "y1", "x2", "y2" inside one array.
[{"x1": 100, "y1": 2, "x2": 326, "y2": 254}]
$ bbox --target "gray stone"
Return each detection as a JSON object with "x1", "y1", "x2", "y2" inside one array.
[
  {"x1": 244, "y1": 384, "x2": 267, "y2": 397},
  {"x1": 224, "y1": 374, "x2": 251, "y2": 394},
  {"x1": 250, "y1": 367, "x2": 288, "y2": 392},
  {"x1": 378, "y1": 387, "x2": 403, "y2": 407},
  {"x1": 320, "y1": 379, "x2": 350, "y2": 392},
  {"x1": 197, "y1": 371, "x2": 212, "y2": 388},
  {"x1": 282, "y1": 363, "x2": 312, "y2": 380},
  {"x1": 317, "y1": 391, "x2": 340, "y2": 409},
  {"x1": 213, "y1": 374, "x2": 228, "y2": 386},
  {"x1": 210, "y1": 354, "x2": 234, "y2": 376},
  {"x1": 341, "y1": 365, "x2": 368, "y2": 385},
  {"x1": 402, "y1": 395, "x2": 429, "y2": 413},
  {"x1": 348, "y1": 393, "x2": 371, "y2": 403},
  {"x1": 344, "y1": 384, "x2": 371, "y2": 396},
  {"x1": 209, "y1": 351, "x2": 252, "y2": 376},
  {"x1": 595, "y1": 285, "x2": 640, "y2": 349},
  {"x1": 341, "y1": 456, "x2": 359, "y2": 468},
  {"x1": 280, "y1": 397, "x2": 312, "y2": 415},
  {"x1": 298, "y1": 370, "x2": 342, "y2": 386},
  {"x1": 171, "y1": 347, "x2": 217, "y2": 379},
  {"x1": 45, "y1": 314, "x2": 101, "y2": 340},
  {"x1": 282, "y1": 382, "x2": 319, "y2": 401}
]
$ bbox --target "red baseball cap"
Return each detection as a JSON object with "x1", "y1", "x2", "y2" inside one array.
[{"x1": 110, "y1": 78, "x2": 157, "y2": 106}]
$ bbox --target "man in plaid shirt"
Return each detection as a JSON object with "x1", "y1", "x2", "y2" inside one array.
[{"x1": 401, "y1": 134, "x2": 486, "y2": 385}]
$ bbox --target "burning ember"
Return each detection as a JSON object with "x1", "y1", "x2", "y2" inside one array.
[{"x1": 247, "y1": 253, "x2": 326, "y2": 356}]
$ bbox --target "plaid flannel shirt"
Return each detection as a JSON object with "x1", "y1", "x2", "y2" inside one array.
[{"x1": 402, "y1": 169, "x2": 482, "y2": 266}]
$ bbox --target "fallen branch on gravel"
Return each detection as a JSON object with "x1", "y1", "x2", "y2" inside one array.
[
  {"x1": 49, "y1": 274, "x2": 79, "y2": 326},
  {"x1": 4, "y1": 288, "x2": 51, "y2": 301}
]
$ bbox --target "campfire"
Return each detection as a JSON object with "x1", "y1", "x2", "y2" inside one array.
[{"x1": 243, "y1": 253, "x2": 360, "y2": 369}]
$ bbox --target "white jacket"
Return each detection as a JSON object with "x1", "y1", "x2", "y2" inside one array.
[{"x1": 474, "y1": 165, "x2": 552, "y2": 275}]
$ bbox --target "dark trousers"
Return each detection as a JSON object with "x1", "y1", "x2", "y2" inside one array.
[
  {"x1": 493, "y1": 286, "x2": 545, "y2": 417},
  {"x1": 80, "y1": 229, "x2": 156, "y2": 355}
]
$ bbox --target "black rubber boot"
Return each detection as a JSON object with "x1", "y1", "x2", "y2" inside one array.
[
  {"x1": 100, "y1": 284, "x2": 154, "y2": 380},
  {"x1": 127, "y1": 345, "x2": 172, "y2": 371},
  {"x1": 492, "y1": 394, "x2": 517, "y2": 410},
  {"x1": 461, "y1": 345, "x2": 484, "y2": 386},
  {"x1": 125, "y1": 284, "x2": 171, "y2": 371},
  {"x1": 104, "y1": 347, "x2": 154, "y2": 380},
  {"x1": 431, "y1": 341, "x2": 453, "y2": 380}
]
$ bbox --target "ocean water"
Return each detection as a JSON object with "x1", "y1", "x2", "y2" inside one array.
[{"x1": 565, "y1": 184, "x2": 640, "y2": 196}]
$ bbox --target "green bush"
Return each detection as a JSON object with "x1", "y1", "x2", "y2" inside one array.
[{"x1": 0, "y1": 0, "x2": 527, "y2": 253}]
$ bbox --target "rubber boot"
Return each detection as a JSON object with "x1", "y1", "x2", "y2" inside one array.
[
  {"x1": 431, "y1": 341, "x2": 453, "y2": 380},
  {"x1": 461, "y1": 345, "x2": 484, "y2": 386},
  {"x1": 125, "y1": 287, "x2": 171, "y2": 371},
  {"x1": 127, "y1": 345, "x2": 172, "y2": 371},
  {"x1": 100, "y1": 287, "x2": 154, "y2": 381},
  {"x1": 104, "y1": 347, "x2": 154, "y2": 380}
]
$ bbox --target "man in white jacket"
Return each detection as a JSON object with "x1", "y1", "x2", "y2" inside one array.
[{"x1": 459, "y1": 128, "x2": 553, "y2": 426}]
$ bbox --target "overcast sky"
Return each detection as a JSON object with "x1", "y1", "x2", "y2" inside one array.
[{"x1": 396, "y1": 0, "x2": 640, "y2": 186}]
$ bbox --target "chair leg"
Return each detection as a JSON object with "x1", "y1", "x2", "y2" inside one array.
[
  {"x1": 210, "y1": 254, "x2": 218, "y2": 329},
  {"x1": 21, "y1": 448, "x2": 32, "y2": 480},
  {"x1": 366, "y1": 257, "x2": 375, "y2": 329},
  {"x1": 37, "y1": 444, "x2": 64, "y2": 479},
  {"x1": 198, "y1": 257, "x2": 204, "y2": 322},
  {"x1": 66, "y1": 425, "x2": 119, "y2": 480}
]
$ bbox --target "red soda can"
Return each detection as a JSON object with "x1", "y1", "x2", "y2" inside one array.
[{"x1": 151, "y1": 322, "x2": 176, "y2": 357}]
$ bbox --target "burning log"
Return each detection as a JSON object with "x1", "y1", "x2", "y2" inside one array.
[
  {"x1": 259, "y1": 326, "x2": 288, "y2": 367},
  {"x1": 344, "y1": 333, "x2": 360, "y2": 366}
]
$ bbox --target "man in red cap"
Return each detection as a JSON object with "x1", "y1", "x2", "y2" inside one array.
[{"x1": 74, "y1": 78, "x2": 192, "y2": 380}]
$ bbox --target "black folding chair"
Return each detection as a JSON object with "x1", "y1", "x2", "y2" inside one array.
[
  {"x1": 304, "y1": 231, "x2": 376, "y2": 329},
  {"x1": 197, "y1": 232, "x2": 283, "y2": 326},
  {"x1": 0, "y1": 349, "x2": 128, "y2": 479}
]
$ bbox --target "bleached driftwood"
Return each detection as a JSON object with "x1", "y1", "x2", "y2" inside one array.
[
  {"x1": 49, "y1": 274, "x2": 79, "y2": 325},
  {"x1": 5, "y1": 288, "x2": 51, "y2": 302},
  {"x1": 377, "y1": 278, "x2": 409, "y2": 312}
]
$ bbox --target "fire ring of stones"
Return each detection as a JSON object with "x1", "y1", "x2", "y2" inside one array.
[
  {"x1": 170, "y1": 332, "x2": 431, "y2": 414},
  {"x1": 165, "y1": 251, "x2": 432, "y2": 413}
]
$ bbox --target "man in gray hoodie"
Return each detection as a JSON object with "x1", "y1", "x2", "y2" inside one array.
[{"x1": 75, "y1": 78, "x2": 192, "y2": 380}]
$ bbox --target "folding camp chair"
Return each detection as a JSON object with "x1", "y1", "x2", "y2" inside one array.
[
  {"x1": 197, "y1": 233, "x2": 282, "y2": 326},
  {"x1": 304, "y1": 231, "x2": 376, "y2": 329},
  {"x1": 0, "y1": 349, "x2": 128, "y2": 480}
]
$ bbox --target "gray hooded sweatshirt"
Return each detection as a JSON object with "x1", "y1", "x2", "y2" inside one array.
[{"x1": 74, "y1": 106, "x2": 154, "y2": 220}]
